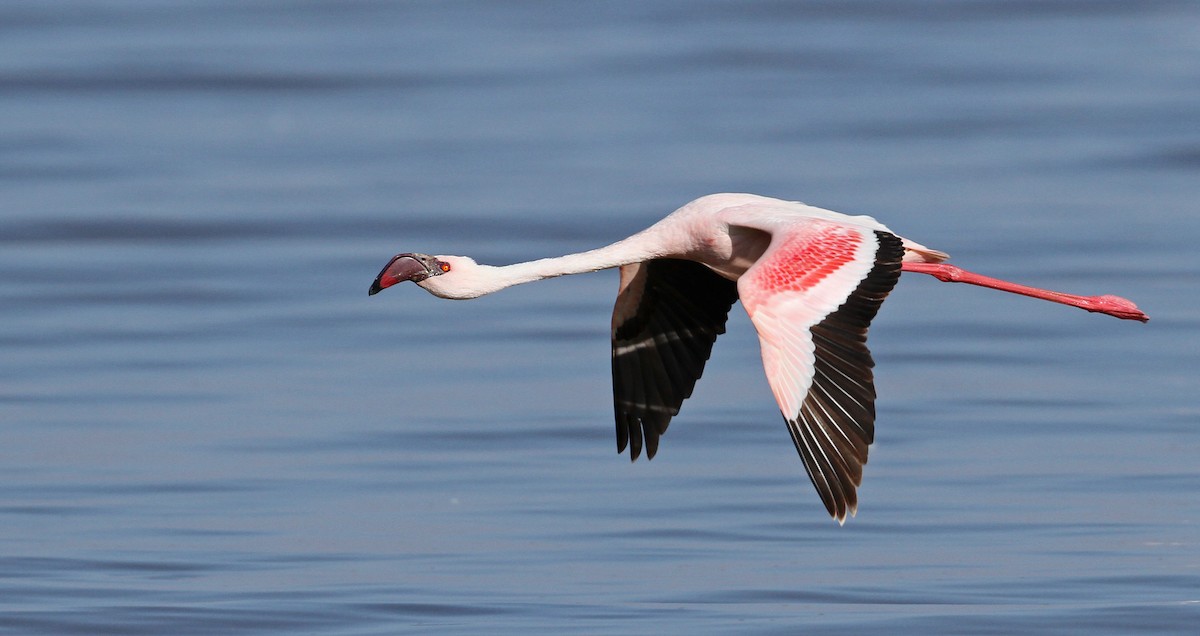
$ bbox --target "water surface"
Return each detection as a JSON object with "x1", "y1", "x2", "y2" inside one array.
[{"x1": 2, "y1": 1, "x2": 1197, "y2": 634}]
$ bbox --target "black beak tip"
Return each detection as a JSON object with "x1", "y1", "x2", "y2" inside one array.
[{"x1": 370, "y1": 253, "x2": 431, "y2": 297}]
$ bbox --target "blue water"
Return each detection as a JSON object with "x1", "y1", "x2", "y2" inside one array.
[{"x1": 2, "y1": 1, "x2": 1197, "y2": 634}]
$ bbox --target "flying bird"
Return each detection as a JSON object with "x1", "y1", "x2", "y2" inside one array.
[{"x1": 369, "y1": 193, "x2": 1147, "y2": 522}]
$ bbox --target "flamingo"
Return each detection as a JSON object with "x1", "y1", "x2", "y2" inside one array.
[{"x1": 369, "y1": 193, "x2": 1147, "y2": 523}]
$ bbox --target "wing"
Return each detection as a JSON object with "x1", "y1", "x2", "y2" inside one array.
[
  {"x1": 738, "y1": 223, "x2": 904, "y2": 523},
  {"x1": 611, "y1": 258, "x2": 740, "y2": 461}
]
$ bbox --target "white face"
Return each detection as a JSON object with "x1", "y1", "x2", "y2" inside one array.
[{"x1": 415, "y1": 255, "x2": 488, "y2": 299}]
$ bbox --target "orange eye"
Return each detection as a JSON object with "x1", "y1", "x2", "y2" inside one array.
[{"x1": 439, "y1": 262, "x2": 451, "y2": 272}]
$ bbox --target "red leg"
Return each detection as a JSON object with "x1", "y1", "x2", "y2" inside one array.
[{"x1": 901, "y1": 262, "x2": 1149, "y2": 322}]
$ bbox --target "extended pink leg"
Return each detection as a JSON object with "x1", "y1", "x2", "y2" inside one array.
[{"x1": 901, "y1": 262, "x2": 1149, "y2": 322}]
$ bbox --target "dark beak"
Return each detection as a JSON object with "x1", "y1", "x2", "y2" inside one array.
[{"x1": 369, "y1": 253, "x2": 431, "y2": 295}]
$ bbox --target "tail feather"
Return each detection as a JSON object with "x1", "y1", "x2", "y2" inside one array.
[{"x1": 901, "y1": 239, "x2": 949, "y2": 263}]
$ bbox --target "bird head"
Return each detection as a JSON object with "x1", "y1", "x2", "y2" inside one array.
[{"x1": 368, "y1": 253, "x2": 483, "y2": 299}]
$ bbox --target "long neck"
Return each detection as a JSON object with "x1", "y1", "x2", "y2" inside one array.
[
  {"x1": 504, "y1": 235, "x2": 664, "y2": 283},
  {"x1": 476, "y1": 230, "x2": 672, "y2": 294}
]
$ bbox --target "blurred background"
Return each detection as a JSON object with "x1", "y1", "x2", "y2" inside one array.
[{"x1": 1, "y1": 1, "x2": 1197, "y2": 634}]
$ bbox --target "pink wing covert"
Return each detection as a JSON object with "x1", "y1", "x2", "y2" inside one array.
[{"x1": 738, "y1": 220, "x2": 905, "y2": 522}]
